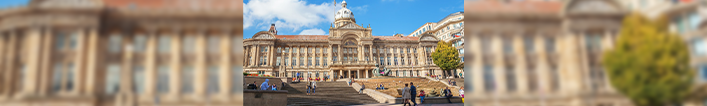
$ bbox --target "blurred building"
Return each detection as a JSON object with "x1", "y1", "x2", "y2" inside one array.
[
  {"x1": 408, "y1": 11, "x2": 465, "y2": 79},
  {"x1": 242, "y1": 0, "x2": 453, "y2": 80},
  {"x1": 650, "y1": 0, "x2": 707, "y2": 105},
  {"x1": 465, "y1": 0, "x2": 632, "y2": 105},
  {"x1": 0, "y1": 0, "x2": 243, "y2": 105}
]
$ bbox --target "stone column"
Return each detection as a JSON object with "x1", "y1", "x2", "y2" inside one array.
[
  {"x1": 336, "y1": 44, "x2": 344, "y2": 63},
  {"x1": 339, "y1": 70, "x2": 343, "y2": 79},
  {"x1": 19, "y1": 27, "x2": 44, "y2": 97},
  {"x1": 219, "y1": 33, "x2": 232, "y2": 99},
  {"x1": 269, "y1": 45, "x2": 274, "y2": 66},
  {"x1": 472, "y1": 36, "x2": 486, "y2": 94},
  {"x1": 493, "y1": 35, "x2": 507, "y2": 93},
  {"x1": 304, "y1": 46, "x2": 308, "y2": 67},
  {"x1": 37, "y1": 28, "x2": 53, "y2": 96},
  {"x1": 328, "y1": 45, "x2": 332, "y2": 65},
  {"x1": 514, "y1": 34, "x2": 529, "y2": 94},
  {"x1": 365, "y1": 69, "x2": 368, "y2": 78},
  {"x1": 296, "y1": 46, "x2": 300, "y2": 68},
  {"x1": 84, "y1": 27, "x2": 100, "y2": 95},
  {"x1": 536, "y1": 35, "x2": 551, "y2": 94},
  {"x1": 357, "y1": 70, "x2": 360, "y2": 79},
  {"x1": 72, "y1": 28, "x2": 89, "y2": 95},
  {"x1": 194, "y1": 32, "x2": 208, "y2": 100},
  {"x1": 144, "y1": 31, "x2": 158, "y2": 101},
  {"x1": 253, "y1": 44, "x2": 261, "y2": 67},
  {"x1": 559, "y1": 31, "x2": 584, "y2": 94},
  {"x1": 0, "y1": 31, "x2": 6, "y2": 97},
  {"x1": 167, "y1": 31, "x2": 182, "y2": 100},
  {"x1": 384, "y1": 47, "x2": 388, "y2": 65},
  {"x1": 369, "y1": 45, "x2": 373, "y2": 63},
  {"x1": 1, "y1": 31, "x2": 17, "y2": 98},
  {"x1": 348, "y1": 70, "x2": 351, "y2": 78},
  {"x1": 119, "y1": 32, "x2": 137, "y2": 105}
]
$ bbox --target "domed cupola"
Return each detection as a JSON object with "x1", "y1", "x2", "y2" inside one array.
[{"x1": 335, "y1": 0, "x2": 355, "y2": 22}]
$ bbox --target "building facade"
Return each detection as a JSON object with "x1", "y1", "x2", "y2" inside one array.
[
  {"x1": 0, "y1": 0, "x2": 245, "y2": 105},
  {"x1": 464, "y1": 0, "x2": 633, "y2": 105},
  {"x1": 242, "y1": 0, "x2": 450, "y2": 80},
  {"x1": 408, "y1": 11, "x2": 465, "y2": 78}
]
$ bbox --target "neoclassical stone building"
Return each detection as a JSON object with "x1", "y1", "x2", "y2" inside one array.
[
  {"x1": 464, "y1": 0, "x2": 632, "y2": 106},
  {"x1": 0, "y1": 0, "x2": 244, "y2": 105},
  {"x1": 243, "y1": 0, "x2": 447, "y2": 80}
]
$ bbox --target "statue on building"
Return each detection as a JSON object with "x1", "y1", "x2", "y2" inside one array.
[{"x1": 372, "y1": 64, "x2": 391, "y2": 76}]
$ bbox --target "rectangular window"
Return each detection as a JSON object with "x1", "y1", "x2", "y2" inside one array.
[
  {"x1": 183, "y1": 36, "x2": 195, "y2": 54},
  {"x1": 505, "y1": 65, "x2": 516, "y2": 91},
  {"x1": 524, "y1": 36, "x2": 535, "y2": 53},
  {"x1": 695, "y1": 39, "x2": 707, "y2": 55},
  {"x1": 316, "y1": 57, "x2": 320, "y2": 66},
  {"x1": 55, "y1": 33, "x2": 66, "y2": 50},
  {"x1": 277, "y1": 47, "x2": 282, "y2": 53},
  {"x1": 158, "y1": 36, "x2": 171, "y2": 53},
  {"x1": 300, "y1": 48, "x2": 304, "y2": 53},
  {"x1": 387, "y1": 57, "x2": 391, "y2": 65},
  {"x1": 528, "y1": 68, "x2": 538, "y2": 91},
  {"x1": 380, "y1": 57, "x2": 384, "y2": 65},
  {"x1": 51, "y1": 63, "x2": 63, "y2": 92},
  {"x1": 585, "y1": 34, "x2": 602, "y2": 51},
  {"x1": 333, "y1": 56, "x2": 337, "y2": 62},
  {"x1": 66, "y1": 63, "x2": 74, "y2": 91},
  {"x1": 316, "y1": 48, "x2": 320, "y2": 53},
  {"x1": 546, "y1": 37, "x2": 556, "y2": 53},
  {"x1": 108, "y1": 35, "x2": 122, "y2": 53},
  {"x1": 182, "y1": 66, "x2": 194, "y2": 93},
  {"x1": 292, "y1": 58, "x2": 296, "y2": 66},
  {"x1": 344, "y1": 57, "x2": 348, "y2": 62},
  {"x1": 157, "y1": 65, "x2": 170, "y2": 93},
  {"x1": 323, "y1": 57, "x2": 328, "y2": 66},
  {"x1": 208, "y1": 36, "x2": 220, "y2": 53},
  {"x1": 133, "y1": 35, "x2": 147, "y2": 52},
  {"x1": 285, "y1": 47, "x2": 289, "y2": 53},
  {"x1": 333, "y1": 47, "x2": 337, "y2": 53},
  {"x1": 503, "y1": 37, "x2": 514, "y2": 54},
  {"x1": 323, "y1": 48, "x2": 327, "y2": 54},
  {"x1": 483, "y1": 65, "x2": 495, "y2": 91},
  {"x1": 276, "y1": 57, "x2": 281, "y2": 66},
  {"x1": 69, "y1": 33, "x2": 78, "y2": 49},
  {"x1": 300, "y1": 57, "x2": 305, "y2": 66},
  {"x1": 208, "y1": 66, "x2": 219, "y2": 94},
  {"x1": 105, "y1": 63, "x2": 121, "y2": 94},
  {"x1": 133, "y1": 65, "x2": 145, "y2": 94},
  {"x1": 308, "y1": 57, "x2": 313, "y2": 66}
]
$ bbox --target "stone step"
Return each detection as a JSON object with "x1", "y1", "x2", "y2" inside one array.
[{"x1": 285, "y1": 81, "x2": 379, "y2": 105}]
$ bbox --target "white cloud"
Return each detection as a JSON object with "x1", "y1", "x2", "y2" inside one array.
[
  {"x1": 299, "y1": 28, "x2": 327, "y2": 35},
  {"x1": 244, "y1": 0, "x2": 336, "y2": 32}
]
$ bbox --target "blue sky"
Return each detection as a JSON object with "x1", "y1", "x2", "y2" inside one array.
[
  {"x1": 243, "y1": 0, "x2": 464, "y2": 38},
  {"x1": 0, "y1": 0, "x2": 28, "y2": 9}
]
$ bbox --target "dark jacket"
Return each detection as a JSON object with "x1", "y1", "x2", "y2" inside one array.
[
  {"x1": 247, "y1": 83, "x2": 257, "y2": 89},
  {"x1": 443, "y1": 89, "x2": 452, "y2": 97},
  {"x1": 410, "y1": 86, "x2": 417, "y2": 96}
]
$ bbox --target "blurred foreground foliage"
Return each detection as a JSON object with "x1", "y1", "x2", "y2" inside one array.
[{"x1": 603, "y1": 13, "x2": 694, "y2": 106}]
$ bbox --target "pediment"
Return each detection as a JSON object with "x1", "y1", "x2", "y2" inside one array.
[
  {"x1": 566, "y1": 0, "x2": 622, "y2": 14},
  {"x1": 252, "y1": 31, "x2": 275, "y2": 39},
  {"x1": 338, "y1": 23, "x2": 364, "y2": 29},
  {"x1": 419, "y1": 34, "x2": 439, "y2": 41}
]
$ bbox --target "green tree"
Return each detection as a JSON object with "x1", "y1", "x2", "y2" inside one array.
[
  {"x1": 602, "y1": 13, "x2": 694, "y2": 106},
  {"x1": 431, "y1": 41, "x2": 460, "y2": 78}
]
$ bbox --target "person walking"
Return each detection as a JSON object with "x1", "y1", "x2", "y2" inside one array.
[
  {"x1": 419, "y1": 90, "x2": 426, "y2": 104},
  {"x1": 443, "y1": 87, "x2": 452, "y2": 103},
  {"x1": 410, "y1": 82, "x2": 417, "y2": 106},
  {"x1": 402, "y1": 84, "x2": 412, "y2": 106},
  {"x1": 311, "y1": 81, "x2": 317, "y2": 95}
]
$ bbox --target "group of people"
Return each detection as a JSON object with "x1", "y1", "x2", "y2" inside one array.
[
  {"x1": 292, "y1": 72, "x2": 330, "y2": 82},
  {"x1": 306, "y1": 80, "x2": 317, "y2": 95},
  {"x1": 399, "y1": 83, "x2": 463, "y2": 105},
  {"x1": 447, "y1": 79, "x2": 457, "y2": 86},
  {"x1": 375, "y1": 83, "x2": 385, "y2": 90},
  {"x1": 246, "y1": 79, "x2": 282, "y2": 91}
]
